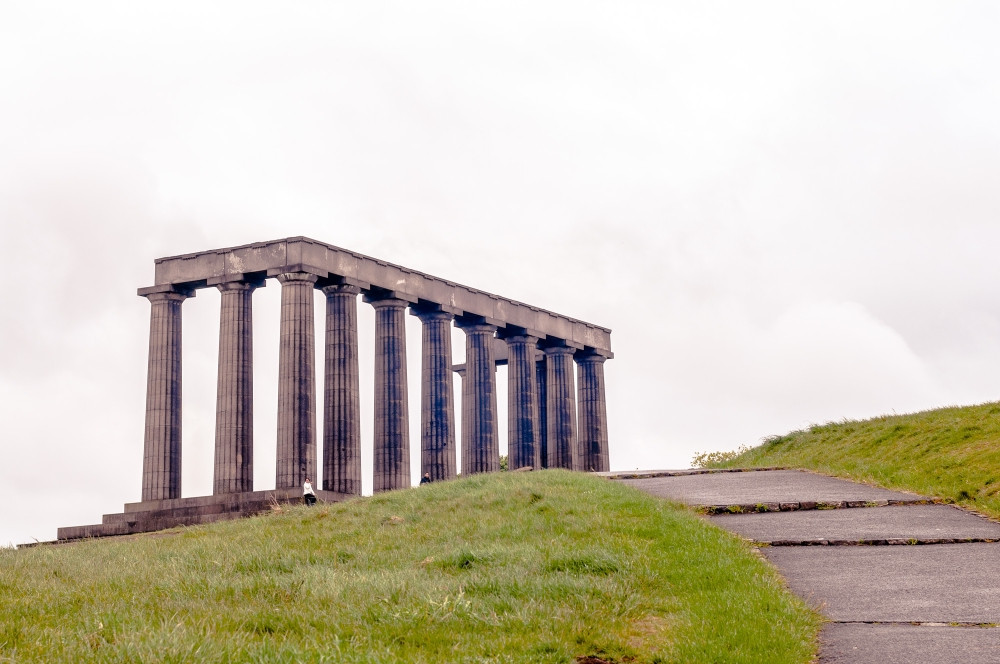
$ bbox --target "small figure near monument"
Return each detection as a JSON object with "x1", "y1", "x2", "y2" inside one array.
[
  {"x1": 420, "y1": 473, "x2": 431, "y2": 485},
  {"x1": 303, "y1": 478, "x2": 317, "y2": 506}
]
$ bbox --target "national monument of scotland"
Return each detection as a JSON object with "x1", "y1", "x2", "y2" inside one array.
[{"x1": 59, "y1": 237, "x2": 613, "y2": 540}]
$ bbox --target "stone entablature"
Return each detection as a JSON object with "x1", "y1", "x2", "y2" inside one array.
[{"x1": 145, "y1": 236, "x2": 613, "y2": 356}]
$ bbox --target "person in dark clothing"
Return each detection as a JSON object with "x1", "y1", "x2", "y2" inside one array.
[{"x1": 303, "y1": 478, "x2": 317, "y2": 505}]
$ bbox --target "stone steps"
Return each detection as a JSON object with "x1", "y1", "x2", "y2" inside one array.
[{"x1": 56, "y1": 489, "x2": 351, "y2": 541}]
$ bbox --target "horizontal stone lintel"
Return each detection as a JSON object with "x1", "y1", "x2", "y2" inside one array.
[
  {"x1": 452, "y1": 338, "x2": 599, "y2": 373},
  {"x1": 146, "y1": 236, "x2": 612, "y2": 353}
]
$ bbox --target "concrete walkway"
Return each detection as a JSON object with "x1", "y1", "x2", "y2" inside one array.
[{"x1": 614, "y1": 469, "x2": 1000, "y2": 663}]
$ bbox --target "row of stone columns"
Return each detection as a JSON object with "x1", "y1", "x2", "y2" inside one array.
[{"x1": 140, "y1": 273, "x2": 610, "y2": 501}]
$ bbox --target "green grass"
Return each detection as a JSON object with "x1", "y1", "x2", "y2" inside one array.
[
  {"x1": 0, "y1": 470, "x2": 819, "y2": 663},
  {"x1": 712, "y1": 401, "x2": 1000, "y2": 519}
]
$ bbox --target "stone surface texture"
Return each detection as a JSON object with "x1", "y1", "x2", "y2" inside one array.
[
  {"x1": 275, "y1": 272, "x2": 318, "y2": 489},
  {"x1": 621, "y1": 468, "x2": 1000, "y2": 663},
  {"x1": 416, "y1": 309, "x2": 457, "y2": 481},
  {"x1": 506, "y1": 334, "x2": 541, "y2": 470},
  {"x1": 765, "y1": 543, "x2": 1000, "y2": 622},
  {"x1": 544, "y1": 345, "x2": 578, "y2": 470},
  {"x1": 141, "y1": 291, "x2": 189, "y2": 501},
  {"x1": 371, "y1": 296, "x2": 410, "y2": 491},
  {"x1": 536, "y1": 356, "x2": 548, "y2": 468},
  {"x1": 622, "y1": 469, "x2": 922, "y2": 506},
  {"x1": 57, "y1": 488, "x2": 352, "y2": 541},
  {"x1": 819, "y1": 623, "x2": 1000, "y2": 664},
  {"x1": 576, "y1": 352, "x2": 609, "y2": 472},
  {"x1": 322, "y1": 284, "x2": 362, "y2": 494},
  {"x1": 460, "y1": 320, "x2": 500, "y2": 474},
  {"x1": 711, "y1": 504, "x2": 1000, "y2": 544},
  {"x1": 213, "y1": 281, "x2": 257, "y2": 494},
  {"x1": 152, "y1": 236, "x2": 612, "y2": 354}
]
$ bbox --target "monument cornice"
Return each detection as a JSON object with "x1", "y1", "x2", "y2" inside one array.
[{"x1": 145, "y1": 236, "x2": 613, "y2": 356}]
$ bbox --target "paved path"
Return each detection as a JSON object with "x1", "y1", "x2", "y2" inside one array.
[{"x1": 614, "y1": 469, "x2": 1000, "y2": 663}]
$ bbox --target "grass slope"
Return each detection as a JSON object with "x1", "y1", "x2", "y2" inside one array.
[
  {"x1": 715, "y1": 401, "x2": 1000, "y2": 519},
  {"x1": 0, "y1": 470, "x2": 818, "y2": 663}
]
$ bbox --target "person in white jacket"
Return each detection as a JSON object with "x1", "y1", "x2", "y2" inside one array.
[{"x1": 303, "y1": 478, "x2": 317, "y2": 506}]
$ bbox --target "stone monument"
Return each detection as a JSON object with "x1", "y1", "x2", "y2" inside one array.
[{"x1": 58, "y1": 237, "x2": 613, "y2": 540}]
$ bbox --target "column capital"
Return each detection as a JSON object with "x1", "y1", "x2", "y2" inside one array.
[
  {"x1": 455, "y1": 314, "x2": 499, "y2": 332},
  {"x1": 366, "y1": 296, "x2": 410, "y2": 311},
  {"x1": 505, "y1": 334, "x2": 539, "y2": 346},
  {"x1": 410, "y1": 301, "x2": 458, "y2": 321},
  {"x1": 460, "y1": 323, "x2": 497, "y2": 336},
  {"x1": 456, "y1": 315, "x2": 497, "y2": 334},
  {"x1": 216, "y1": 280, "x2": 259, "y2": 294},
  {"x1": 363, "y1": 287, "x2": 418, "y2": 306},
  {"x1": 143, "y1": 291, "x2": 191, "y2": 304},
  {"x1": 574, "y1": 350, "x2": 608, "y2": 364},
  {"x1": 413, "y1": 309, "x2": 454, "y2": 323},
  {"x1": 321, "y1": 283, "x2": 361, "y2": 296},
  {"x1": 498, "y1": 325, "x2": 544, "y2": 341},
  {"x1": 276, "y1": 272, "x2": 319, "y2": 285},
  {"x1": 543, "y1": 345, "x2": 576, "y2": 358},
  {"x1": 138, "y1": 284, "x2": 196, "y2": 299}
]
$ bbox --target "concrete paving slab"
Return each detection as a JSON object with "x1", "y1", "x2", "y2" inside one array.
[
  {"x1": 624, "y1": 468, "x2": 1000, "y2": 661},
  {"x1": 600, "y1": 467, "x2": 786, "y2": 479},
  {"x1": 620, "y1": 469, "x2": 923, "y2": 506},
  {"x1": 764, "y1": 543, "x2": 1000, "y2": 623},
  {"x1": 711, "y1": 504, "x2": 1000, "y2": 544},
  {"x1": 819, "y1": 623, "x2": 1000, "y2": 663}
]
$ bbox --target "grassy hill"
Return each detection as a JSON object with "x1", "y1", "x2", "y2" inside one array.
[
  {"x1": 0, "y1": 470, "x2": 818, "y2": 663},
  {"x1": 712, "y1": 401, "x2": 1000, "y2": 519}
]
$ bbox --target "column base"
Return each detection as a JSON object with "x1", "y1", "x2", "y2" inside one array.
[{"x1": 55, "y1": 488, "x2": 351, "y2": 541}]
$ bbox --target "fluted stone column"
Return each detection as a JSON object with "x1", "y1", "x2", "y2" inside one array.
[
  {"x1": 371, "y1": 297, "x2": 411, "y2": 492},
  {"x1": 415, "y1": 310, "x2": 457, "y2": 481},
  {"x1": 275, "y1": 272, "x2": 318, "y2": 489},
  {"x1": 544, "y1": 345, "x2": 578, "y2": 470},
  {"x1": 213, "y1": 281, "x2": 257, "y2": 494},
  {"x1": 536, "y1": 355, "x2": 548, "y2": 468},
  {"x1": 322, "y1": 284, "x2": 362, "y2": 495},
  {"x1": 141, "y1": 290, "x2": 190, "y2": 501},
  {"x1": 506, "y1": 335, "x2": 541, "y2": 471},
  {"x1": 459, "y1": 321, "x2": 500, "y2": 474},
  {"x1": 576, "y1": 352, "x2": 609, "y2": 472}
]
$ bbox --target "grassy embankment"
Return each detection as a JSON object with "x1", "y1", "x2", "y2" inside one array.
[
  {"x1": 0, "y1": 470, "x2": 819, "y2": 663},
  {"x1": 711, "y1": 401, "x2": 1000, "y2": 520}
]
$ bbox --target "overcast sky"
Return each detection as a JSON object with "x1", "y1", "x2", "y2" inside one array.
[{"x1": 2, "y1": 2, "x2": 999, "y2": 546}]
